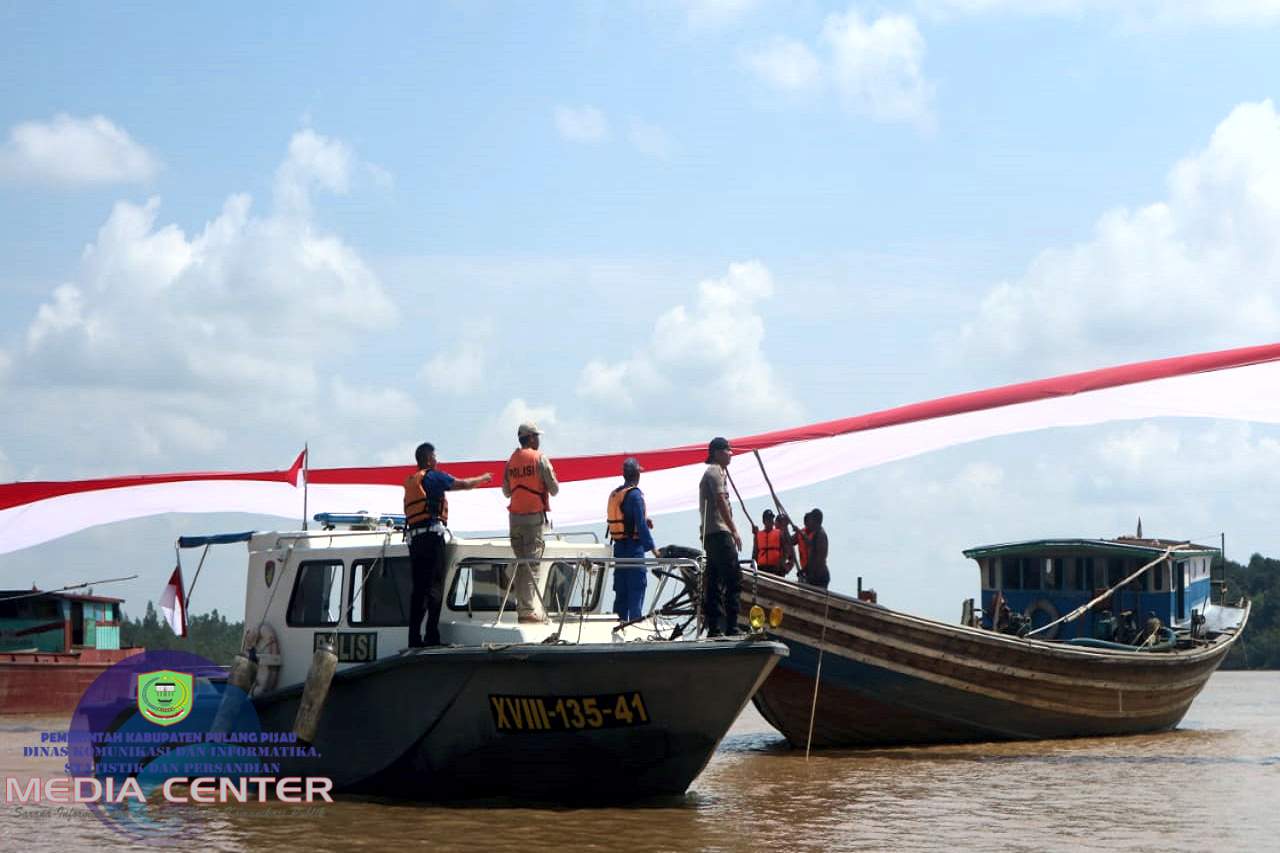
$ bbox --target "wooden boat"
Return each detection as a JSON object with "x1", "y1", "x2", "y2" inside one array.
[
  {"x1": 0, "y1": 588, "x2": 142, "y2": 714},
  {"x1": 738, "y1": 536, "x2": 1249, "y2": 748}
]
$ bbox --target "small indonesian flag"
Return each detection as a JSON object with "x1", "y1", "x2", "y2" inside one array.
[{"x1": 160, "y1": 565, "x2": 187, "y2": 638}]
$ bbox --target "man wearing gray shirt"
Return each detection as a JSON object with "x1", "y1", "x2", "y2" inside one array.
[{"x1": 699, "y1": 436, "x2": 742, "y2": 637}]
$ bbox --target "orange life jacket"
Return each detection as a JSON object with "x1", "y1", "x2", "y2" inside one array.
[
  {"x1": 755, "y1": 527, "x2": 782, "y2": 567},
  {"x1": 795, "y1": 528, "x2": 811, "y2": 569},
  {"x1": 606, "y1": 484, "x2": 645, "y2": 541},
  {"x1": 403, "y1": 469, "x2": 448, "y2": 527},
  {"x1": 506, "y1": 448, "x2": 550, "y2": 515}
]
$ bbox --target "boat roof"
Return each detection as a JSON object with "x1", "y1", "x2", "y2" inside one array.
[
  {"x1": 962, "y1": 537, "x2": 1219, "y2": 560},
  {"x1": 0, "y1": 589, "x2": 125, "y2": 604}
]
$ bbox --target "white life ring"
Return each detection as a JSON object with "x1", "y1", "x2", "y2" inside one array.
[
  {"x1": 1025, "y1": 599, "x2": 1061, "y2": 640},
  {"x1": 242, "y1": 622, "x2": 282, "y2": 696}
]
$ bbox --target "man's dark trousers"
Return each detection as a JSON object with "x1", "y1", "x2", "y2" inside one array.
[
  {"x1": 702, "y1": 530, "x2": 741, "y2": 636},
  {"x1": 408, "y1": 529, "x2": 448, "y2": 646}
]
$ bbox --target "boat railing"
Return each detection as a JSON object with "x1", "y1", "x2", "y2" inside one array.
[{"x1": 445, "y1": 554, "x2": 704, "y2": 641}]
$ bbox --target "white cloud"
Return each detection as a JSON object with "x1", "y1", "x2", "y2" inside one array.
[
  {"x1": 680, "y1": 0, "x2": 761, "y2": 29},
  {"x1": 821, "y1": 10, "x2": 934, "y2": 128},
  {"x1": 554, "y1": 106, "x2": 609, "y2": 144},
  {"x1": 917, "y1": 0, "x2": 1280, "y2": 27},
  {"x1": 421, "y1": 322, "x2": 491, "y2": 394},
  {"x1": 628, "y1": 119, "x2": 675, "y2": 160},
  {"x1": 743, "y1": 8, "x2": 934, "y2": 128},
  {"x1": 274, "y1": 129, "x2": 354, "y2": 216},
  {"x1": 331, "y1": 378, "x2": 419, "y2": 422},
  {"x1": 743, "y1": 37, "x2": 823, "y2": 91},
  {"x1": 0, "y1": 114, "x2": 160, "y2": 186},
  {"x1": 576, "y1": 260, "x2": 800, "y2": 428},
  {"x1": 957, "y1": 100, "x2": 1280, "y2": 372},
  {"x1": 9, "y1": 129, "x2": 397, "y2": 468}
]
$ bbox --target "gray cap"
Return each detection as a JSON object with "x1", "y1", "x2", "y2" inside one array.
[{"x1": 517, "y1": 421, "x2": 542, "y2": 439}]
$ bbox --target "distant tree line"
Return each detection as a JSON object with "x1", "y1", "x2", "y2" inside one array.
[
  {"x1": 1221, "y1": 554, "x2": 1280, "y2": 669},
  {"x1": 120, "y1": 600, "x2": 243, "y2": 665},
  {"x1": 118, "y1": 553, "x2": 1279, "y2": 669}
]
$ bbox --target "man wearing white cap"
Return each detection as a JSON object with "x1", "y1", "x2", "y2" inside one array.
[{"x1": 502, "y1": 421, "x2": 560, "y2": 622}]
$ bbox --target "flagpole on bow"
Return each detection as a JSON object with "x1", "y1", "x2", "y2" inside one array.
[{"x1": 302, "y1": 443, "x2": 309, "y2": 531}]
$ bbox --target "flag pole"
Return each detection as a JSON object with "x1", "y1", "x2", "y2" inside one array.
[{"x1": 302, "y1": 443, "x2": 309, "y2": 531}]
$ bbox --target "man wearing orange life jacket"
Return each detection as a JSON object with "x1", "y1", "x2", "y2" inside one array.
[
  {"x1": 752, "y1": 509, "x2": 786, "y2": 576},
  {"x1": 607, "y1": 457, "x2": 658, "y2": 622},
  {"x1": 403, "y1": 441, "x2": 492, "y2": 647},
  {"x1": 502, "y1": 421, "x2": 560, "y2": 623},
  {"x1": 787, "y1": 511, "x2": 813, "y2": 577}
]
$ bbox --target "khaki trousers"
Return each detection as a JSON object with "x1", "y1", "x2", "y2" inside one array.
[{"x1": 510, "y1": 520, "x2": 546, "y2": 619}]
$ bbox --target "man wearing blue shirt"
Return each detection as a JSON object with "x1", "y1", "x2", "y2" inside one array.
[
  {"x1": 403, "y1": 442, "x2": 491, "y2": 647},
  {"x1": 606, "y1": 457, "x2": 658, "y2": 622}
]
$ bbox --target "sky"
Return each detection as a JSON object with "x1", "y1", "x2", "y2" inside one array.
[{"x1": 1, "y1": 0, "x2": 1278, "y2": 622}]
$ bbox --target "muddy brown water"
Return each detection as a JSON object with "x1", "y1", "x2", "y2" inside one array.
[{"x1": 1, "y1": 671, "x2": 1276, "y2": 852}]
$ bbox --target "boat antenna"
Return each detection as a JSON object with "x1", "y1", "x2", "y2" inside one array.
[{"x1": 0, "y1": 574, "x2": 139, "y2": 602}]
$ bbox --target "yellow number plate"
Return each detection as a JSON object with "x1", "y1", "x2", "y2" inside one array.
[{"x1": 489, "y1": 692, "x2": 650, "y2": 732}]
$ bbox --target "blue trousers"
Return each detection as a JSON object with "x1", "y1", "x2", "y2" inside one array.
[{"x1": 613, "y1": 568, "x2": 647, "y2": 622}]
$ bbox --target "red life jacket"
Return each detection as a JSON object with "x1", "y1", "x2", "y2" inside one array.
[
  {"x1": 403, "y1": 469, "x2": 448, "y2": 527},
  {"x1": 754, "y1": 527, "x2": 782, "y2": 567},
  {"x1": 506, "y1": 448, "x2": 550, "y2": 514},
  {"x1": 795, "y1": 528, "x2": 812, "y2": 569}
]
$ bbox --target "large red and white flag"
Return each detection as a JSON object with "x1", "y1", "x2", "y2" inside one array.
[
  {"x1": 159, "y1": 565, "x2": 187, "y2": 638},
  {"x1": 1, "y1": 343, "x2": 1279, "y2": 554}
]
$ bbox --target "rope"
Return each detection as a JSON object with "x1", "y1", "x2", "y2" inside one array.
[
  {"x1": 804, "y1": 584, "x2": 833, "y2": 760},
  {"x1": 1026, "y1": 544, "x2": 1190, "y2": 637}
]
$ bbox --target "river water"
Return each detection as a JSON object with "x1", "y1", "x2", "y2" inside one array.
[{"x1": 2, "y1": 671, "x2": 1277, "y2": 852}]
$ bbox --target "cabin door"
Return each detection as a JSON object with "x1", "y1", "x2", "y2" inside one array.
[
  {"x1": 1175, "y1": 560, "x2": 1186, "y2": 621},
  {"x1": 70, "y1": 601, "x2": 85, "y2": 646}
]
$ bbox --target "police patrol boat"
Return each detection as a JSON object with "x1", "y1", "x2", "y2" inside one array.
[
  {"x1": 739, "y1": 531, "x2": 1248, "y2": 748},
  {"x1": 160, "y1": 513, "x2": 785, "y2": 802}
]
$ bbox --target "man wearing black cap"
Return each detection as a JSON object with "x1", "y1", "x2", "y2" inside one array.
[
  {"x1": 606, "y1": 457, "x2": 658, "y2": 621},
  {"x1": 699, "y1": 436, "x2": 742, "y2": 637}
]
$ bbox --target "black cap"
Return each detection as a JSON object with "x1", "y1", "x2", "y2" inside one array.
[{"x1": 705, "y1": 436, "x2": 731, "y2": 464}]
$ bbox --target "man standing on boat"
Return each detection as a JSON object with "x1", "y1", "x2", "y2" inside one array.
[
  {"x1": 503, "y1": 421, "x2": 560, "y2": 623},
  {"x1": 404, "y1": 442, "x2": 492, "y2": 647},
  {"x1": 607, "y1": 457, "x2": 658, "y2": 621},
  {"x1": 700, "y1": 437, "x2": 743, "y2": 637},
  {"x1": 800, "y1": 509, "x2": 830, "y2": 589},
  {"x1": 752, "y1": 509, "x2": 786, "y2": 576}
]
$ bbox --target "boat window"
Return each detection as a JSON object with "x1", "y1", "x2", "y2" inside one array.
[
  {"x1": 447, "y1": 559, "x2": 605, "y2": 612},
  {"x1": 1106, "y1": 558, "x2": 1126, "y2": 587},
  {"x1": 1002, "y1": 558, "x2": 1021, "y2": 590},
  {"x1": 1022, "y1": 558, "x2": 1041, "y2": 591},
  {"x1": 286, "y1": 560, "x2": 344, "y2": 627},
  {"x1": 1153, "y1": 561, "x2": 1165, "y2": 591},
  {"x1": 544, "y1": 561, "x2": 605, "y2": 612},
  {"x1": 349, "y1": 556, "x2": 413, "y2": 626},
  {"x1": 447, "y1": 561, "x2": 512, "y2": 611},
  {"x1": 1048, "y1": 558, "x2": 1065, "y2": 591},
  {"x1": 1074, "y1": 557, "x2": 1094, "y2": 591},
  {"x1": 985, "y1": 558, "x2": 995, "y2": 589}
]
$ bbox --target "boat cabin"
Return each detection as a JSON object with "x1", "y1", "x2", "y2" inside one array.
[
  {"x1": 0, "y1": 589, "x2": 125, "y2": 654},
  {"x1": 963, "y1": 537, "x2": 1218, "y2": 640},
  {"x1": 198, "y1": 514, "x2": 689, "y2": 690}
]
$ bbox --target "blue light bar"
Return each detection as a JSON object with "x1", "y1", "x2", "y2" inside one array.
[{"x1": 312, "y1": 512, "x2": 405, "y2": 527}]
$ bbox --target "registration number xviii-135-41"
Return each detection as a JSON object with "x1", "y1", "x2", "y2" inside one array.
[{"x1": 489, "y1": 692, "x2": 650, "y2": 732}]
